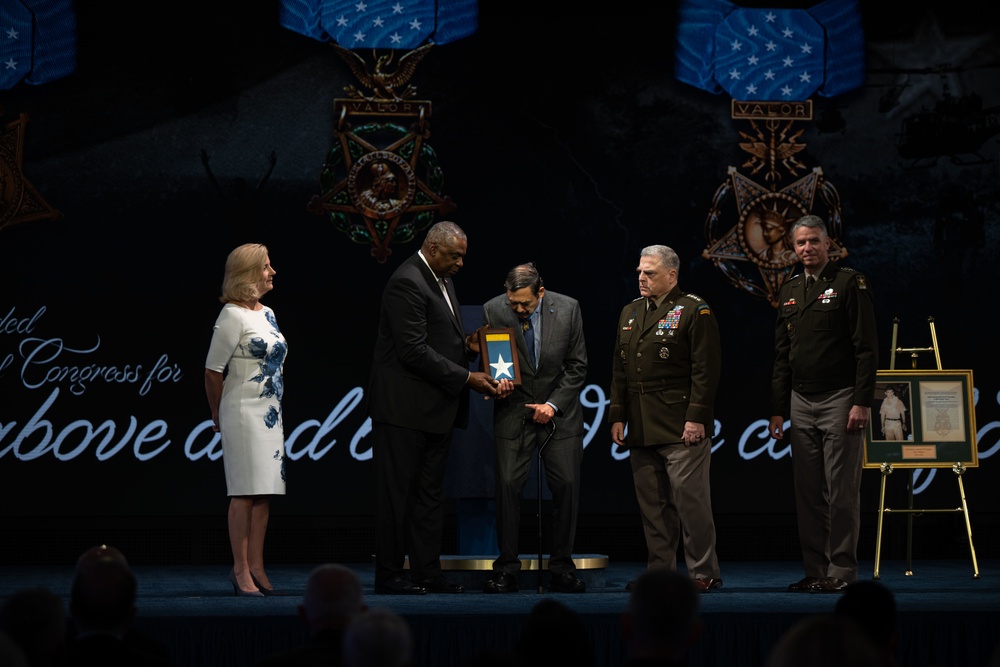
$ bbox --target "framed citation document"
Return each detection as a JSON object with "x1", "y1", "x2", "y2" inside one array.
[
  {"x1": 478, "y1": 328, "x2": 522, "y2": 385},
  {"x1": 863, "y1": 369, "x2": 978, "y2": 468}
]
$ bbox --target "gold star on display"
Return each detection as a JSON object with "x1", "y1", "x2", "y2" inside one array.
[{"x1": 0, "y1": 113, "x2": 61, "y2": 234}]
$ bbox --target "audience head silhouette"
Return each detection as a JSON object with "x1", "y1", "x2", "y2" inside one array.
[
  {"x1": 343, "y1": 608, "x2": 412, "y2": 667},
  {"x1": 834, "y1": 580, "x2": 899, "y2": 666},
  {"x1": 299, "y1": 563, "x2": 367, "y2": 633},
  {"x1": 70, "y1": 556, "x2": 137, "y2": 638},
  {"x1": 516, "y1": 598, "x2": 596, "y2": 667},
  {"x1": 75, "y1": 544, "x2": 128, "y2": 571},
  {"x1": 621, "y1": 570, "x2": 702, "y2": 665},
  {"x1": 766, "y1": 613, "x2": 882, "y2": 667},
  {"x1": 0, "y1": 631, "x2": 28, "y2": 667},
  {"x1": 0, "y1": 587, "x2": 67, "y2": 667}
]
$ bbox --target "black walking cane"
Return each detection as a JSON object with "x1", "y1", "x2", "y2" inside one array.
[{"x1": 537, "y1": 418, "x2": 556, "y2": 593}]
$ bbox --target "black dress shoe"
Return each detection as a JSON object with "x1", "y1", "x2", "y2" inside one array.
[
  {"x1": 548, "y1": 571, "x2": 586, "y2": 593},
  {"x1": 808, "y1": 577, "x2": 849, "y2": 593},
  {"x1": 692, "y1": 577, "x2": 722, "y2": 593},
  {"x1": 787, "y1": 576, "x2": 823, "y2": 592},
  {"x1": 483, "y1": 571, "x2": 519, "y2": 594},
  {"x1": 625, "y1": 580, "x2": 636, "y2": 592},
  {"x1": 416, "y1": 576, "x2": 464, "y2": 594},
  {"x1": 374, "y1": 577, "x2": 427, "y2": 595}
]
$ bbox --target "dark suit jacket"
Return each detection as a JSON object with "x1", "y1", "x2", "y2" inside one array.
[
  {"x1": 482, "y1": 290, "x2": 588, "y2": 440},
  {"x1": 367, "y1": 252, "x2": 471, "y2": 433}
]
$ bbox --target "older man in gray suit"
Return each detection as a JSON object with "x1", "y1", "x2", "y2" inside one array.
[{"x1": 479, "y1": 263, "x2": 588, "y2": 593}]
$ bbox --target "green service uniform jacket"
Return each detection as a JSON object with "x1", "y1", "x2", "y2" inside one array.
[
  {"x1": 608, "y1": 286, "x2": 721, "y2": 445},
  {"x1": 770, "y1": 261, "x2": 878, "y2": 416}
]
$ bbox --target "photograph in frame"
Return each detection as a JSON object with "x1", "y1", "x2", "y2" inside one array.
[{"x1": 873, "y1": 382, "x2": 913, "y2": 442}]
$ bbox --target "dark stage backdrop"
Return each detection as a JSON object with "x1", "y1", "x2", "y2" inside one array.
[{"x1": 2, "y1": 2, "x2": 998, "y2": 543}]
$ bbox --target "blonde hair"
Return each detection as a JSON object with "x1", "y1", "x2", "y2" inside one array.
[{"x1": 220, "y1": 243, "x2": 269, "y2": 303}]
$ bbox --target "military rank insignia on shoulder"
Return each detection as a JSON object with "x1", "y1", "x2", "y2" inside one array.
[
  {"x1": 838, "y1": 266, "x2": 869, "y2": 289},
  {"x1": 684, "y1": 293, "x2": 711, "y2": 315}
]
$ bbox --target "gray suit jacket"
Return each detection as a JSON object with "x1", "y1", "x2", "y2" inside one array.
[{"x1": 482, "y1": 290, "x2": 587, "y2": 441}]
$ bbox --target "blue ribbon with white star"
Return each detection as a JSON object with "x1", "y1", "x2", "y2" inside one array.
[
  {"x1": 1, "y1": 0, "x2": 76, "y2": 90},
  {"x1": 486, "y1": 338, "x2": 515, "y2": 381},
  {"x1": 674, "y1": 0, "x2": 864, "y2": 100},
  {"x1": 279, "y1": 0, "x2": 477, "y2": 48}
]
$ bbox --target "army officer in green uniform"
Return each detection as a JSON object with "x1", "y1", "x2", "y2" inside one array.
[
  {"x1": 609, "y1": 245, "x2": 723, "y2": 594},
  {"x1": 769, "y1": 214, "x2": 878, "y2": 593}
]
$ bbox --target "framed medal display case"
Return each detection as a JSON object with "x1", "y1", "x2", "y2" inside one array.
[{"x1": 478, "y1": 328, "x2": 523, "y2": 386}]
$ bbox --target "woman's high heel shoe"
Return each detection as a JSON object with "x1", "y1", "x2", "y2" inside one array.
[
  {"x1": 229, "y1": 569, "x2": 264, "y2": 597},
  {"x1": 250, "y1": 572, "x2": 281, "y2": 597}
]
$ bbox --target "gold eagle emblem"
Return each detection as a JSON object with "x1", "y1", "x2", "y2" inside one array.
[{"x1": 331, "y1": 42, "x2": 434, "y2": 102}]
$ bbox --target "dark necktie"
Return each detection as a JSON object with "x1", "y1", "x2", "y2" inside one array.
[
  {"x1": 439, "y1": 278, "x2": 456, "y2": 317},
  {"x1": 522, "y1": 317, "x2": 535, "y2": 366},
  {"x1": 645, "y1": 298, "x2": 656, "y2": 327},
  {"x1": 805, "y1": 275, "x2": 816, "y2": 295}
]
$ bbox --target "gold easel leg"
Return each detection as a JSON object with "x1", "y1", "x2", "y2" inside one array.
[
  {"x1": 905, "y1": 469, "x2": 914, "y2": 576},
  {"x1": 874, "y1": 468, "x2": 889, "y2": 579},
  {"x1": 955, "y1": 469, "x2": 980, "y2": 578},
  {"x1": 889, "y1": 319, "x2": 899, "y2": 371},
  {"x1": 928, "y1": 318, "x2": 943, "y2": 371}
]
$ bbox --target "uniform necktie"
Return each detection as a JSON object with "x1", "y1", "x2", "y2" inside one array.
[
  {"x1": 645, "y1": 298, "x2": 656, "y2": 328},
  {"x1": 522, "y1": 316, "x2": 535, "y2": 366},
  {"x1": 805, "y1": 275, "x2": 815, "y2": 294}
]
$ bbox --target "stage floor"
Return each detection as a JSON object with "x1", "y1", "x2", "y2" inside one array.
[{"x1": 2, "y1": 559, "x2": 997, "y2": 666}]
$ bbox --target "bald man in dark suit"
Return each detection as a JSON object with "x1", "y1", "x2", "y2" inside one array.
[{"x1": 367, "y1": 221, "x2": 505, "y2": 595}]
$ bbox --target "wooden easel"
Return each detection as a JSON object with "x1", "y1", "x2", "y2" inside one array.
[{"x1": 872, "y1": 317, "x2": 980, "y2": 579}]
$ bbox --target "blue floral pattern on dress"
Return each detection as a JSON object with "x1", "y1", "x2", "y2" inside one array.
[
  {"x1": 248, "y1": 337, "x2": 268, "y2": 359},
  {"x1": 243, "y1": 310, "x2": 287, "y2": 427},
  {"x1": 273, "y1": 449, "x2": 286, "y2": 482},
  {"x1": 264, "y1": 405, "x2": 279, "y2": 429},
  {"x1": 257, "y1": 341, "x2": 286, "y2": 399}
]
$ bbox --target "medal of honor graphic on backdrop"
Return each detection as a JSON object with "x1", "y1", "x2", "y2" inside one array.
[
  {"x1": 1, "y1": 0, "x2": 74, "y2": 232},
  {"x1": 0, "y1": 114, "x2": 62, "y2": 233},
  {"x1": 282, "y1": 0, "x2": 477, "y2": 262},
  {"x1": 675, "y1": 0, "x2": 865, "y2": 307}
]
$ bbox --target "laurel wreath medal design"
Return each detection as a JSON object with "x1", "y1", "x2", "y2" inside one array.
[
  {"x1": 703, "y1": 113, "x2": 847, "y2": 308},
  {"x1": 0, "y1": 114, "x2": 61, "y2": 234},
  {"x1": 308, "y1": 45, "x2": 455, "y2": 263}
]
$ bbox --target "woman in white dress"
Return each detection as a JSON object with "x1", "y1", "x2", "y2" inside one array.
[{"x1": 205, "y1": 243, "x2": 287, "y2": 597}]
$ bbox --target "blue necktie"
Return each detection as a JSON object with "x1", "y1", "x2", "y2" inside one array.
[{"x1": 522, "y1": 317, "x2": 535, "y2": 366}]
